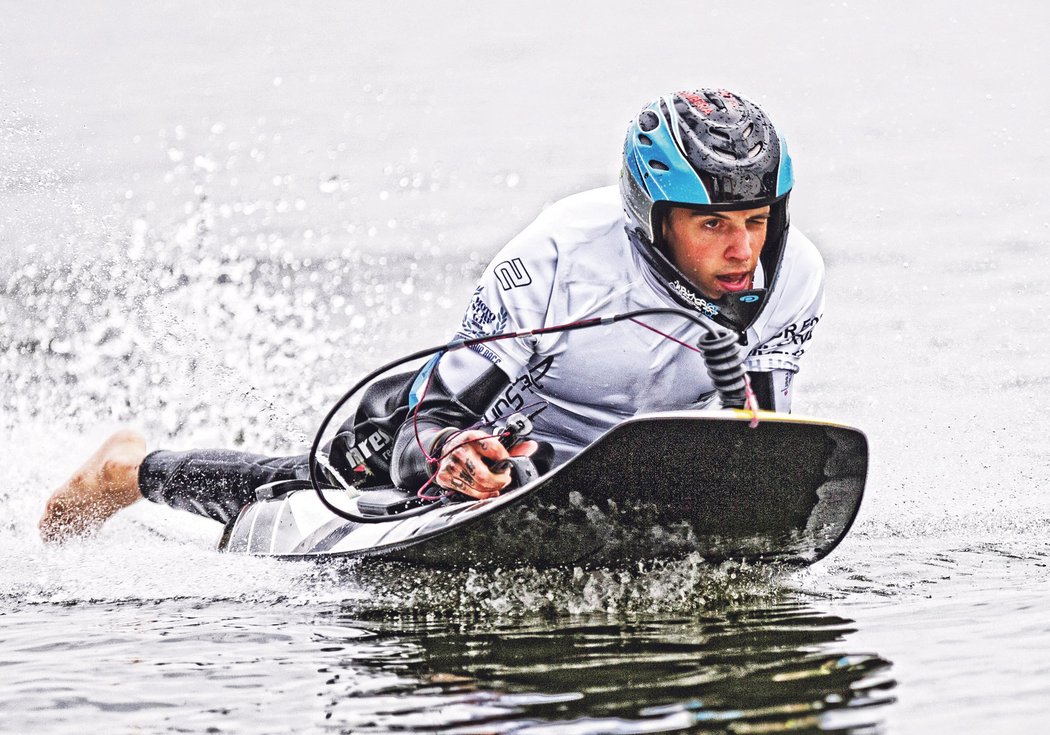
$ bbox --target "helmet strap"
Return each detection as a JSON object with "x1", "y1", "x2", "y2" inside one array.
[{"x1": 630, "y1": 225, "x2": 767, "y2": 337}]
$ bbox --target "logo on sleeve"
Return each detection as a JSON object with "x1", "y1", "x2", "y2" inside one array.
[
  {"x1": 344, "y1": 429, "x2": 392, "y2": 469},
  {"x1": 456, "y1": 286, "x2": 510, "y2": 363},
  {"x1": 752, "y1": 316, "x2": 820, "y2": 358},
  {"x1": 485, "y1": 356, "x2": 553, "y2": 422},
  {"x1": 493, "y1": 258, "x2": 532, "y2": 290},
  {"x1": 458, "y1": 287, "x2": 509, "y2": 338}
]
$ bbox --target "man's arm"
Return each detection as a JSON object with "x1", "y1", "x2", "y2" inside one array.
[
  {"x1": 389, "y1": 353, "x2": 541, "y2": 498},
  {"x1": 744, "y1": 228, "x2": 825, "y2": 412},
  {"x1": 747, "y1": 369, "x2": 795, "y2": 412},
  {"x1": 389, "y1": 202, "x2": 563, "y2": 494},
  {"x1": 389, "y1": 357, "x2": 509, "y2": 492}
]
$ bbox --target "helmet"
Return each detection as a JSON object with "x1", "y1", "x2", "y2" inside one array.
[{"x1": 620, "y1": 89, "x2": 794, "y2": 332}]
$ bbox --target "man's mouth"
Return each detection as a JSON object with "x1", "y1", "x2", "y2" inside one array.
[{"x1": 715, "y1": 273, "x2": 751, "y2": 292}]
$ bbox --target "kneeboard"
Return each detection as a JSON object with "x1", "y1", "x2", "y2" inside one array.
[{"x1": 217, "y1": 410, "x2": 867, "y2": 568}]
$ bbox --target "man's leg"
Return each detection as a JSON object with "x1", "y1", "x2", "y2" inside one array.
[
  {"x1": 137, "y1": 447, "x2": 308, "y2": 524},
  {"x1": 40, "y1": 430, "x2": 309, "y2": 543},
  {"x1": 39, "y1": 429, "x2": 148, "y2": 542}
]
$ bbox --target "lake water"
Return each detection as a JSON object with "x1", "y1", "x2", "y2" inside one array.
[{"x1": 3, "y1": 2, "x2": 1050, "y2": 732}]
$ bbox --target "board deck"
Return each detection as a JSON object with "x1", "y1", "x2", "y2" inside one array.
[{"x1": 218, "y1": 410, "x2": 867, "y2": 568}]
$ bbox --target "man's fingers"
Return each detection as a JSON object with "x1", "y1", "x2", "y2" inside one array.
[
  {"x1": 434, "y1": 431, "x2": 542, "y2": 497},
  {"x1": 471, "y1": 435, "x2": 512, "y2": 460},
  {"x1": 508, "y1": 439, "x2": 539, "y2": 458},
  {"x1": 436, "y1": 466, "x2": 505, "y2": 498},
  {"x1": 436, "y1": 445, "x2": 511, "y2": 497}
]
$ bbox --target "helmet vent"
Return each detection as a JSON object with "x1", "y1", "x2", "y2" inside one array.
[
  {"x1": 622, "y1": 88, "x2": 791, "y2": 227},
  {"x1": 638, "y1": 110, "x2": 660, "y2": 132},
  {"x1": 704, "y1": 90, "x2": 728, "y2": 110}
]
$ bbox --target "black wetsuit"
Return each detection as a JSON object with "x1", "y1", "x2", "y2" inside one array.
[{"x1": 138, "y1": 369, "x2": 423, "y2": 524}]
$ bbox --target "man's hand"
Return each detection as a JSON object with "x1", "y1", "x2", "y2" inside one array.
[{"x1": 434, "y1": 429, "x2": 538, "y2": 499}]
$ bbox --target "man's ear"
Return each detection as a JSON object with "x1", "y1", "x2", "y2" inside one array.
[{"x1": 655, "y1": 206, "x2": 670, "y2": 251}]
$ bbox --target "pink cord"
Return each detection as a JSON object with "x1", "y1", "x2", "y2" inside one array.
[
  {"x1": 411, "y1": 364, "x2": 440, "y2": 464},
  {"x1": 625, "y1": 319, "x2": 760, "y2": 428},
  {"x1": 743, "y1": 373, "x2": 760, "y2": 428},
  {"x1": 628, "y1": 318, "x2": 704, "y2": 354}
]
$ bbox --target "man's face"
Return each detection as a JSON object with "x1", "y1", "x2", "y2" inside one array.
[{"x1": 660, "y1": 204, "x2": 771, "y2": 300}]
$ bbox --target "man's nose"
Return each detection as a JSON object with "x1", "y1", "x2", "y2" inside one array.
[{"x1": 724, "y1": 227, "x2": 753, "y2": 261}]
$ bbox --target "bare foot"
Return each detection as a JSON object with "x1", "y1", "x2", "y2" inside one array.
[{"x1": 39, "y1": 429, "x2": 148, "y2": 543}]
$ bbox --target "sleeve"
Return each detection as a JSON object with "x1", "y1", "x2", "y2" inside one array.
[
  {"x1": 449, "y1": 214, "x2": 559, "y2": 379},
  {"x1": 743, "y1": 231, "x2": 826, "y2": 411},
  {"x1": 746, "y1": 369, "x2": 798, "y2": 413}
]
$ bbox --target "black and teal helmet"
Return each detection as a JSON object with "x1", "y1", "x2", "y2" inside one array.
[{"x1": 620, "y1": 89, "x2": 794, "y2": 331}]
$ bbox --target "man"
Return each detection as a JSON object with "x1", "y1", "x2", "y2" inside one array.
[{"x1": 40, "y1": 89, "x2": 824, "y2": 542}]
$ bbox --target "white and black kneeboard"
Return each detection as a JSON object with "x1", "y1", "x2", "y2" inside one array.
[{"x1": 217, "y1": 410, "x2": 867, "y2": 568}]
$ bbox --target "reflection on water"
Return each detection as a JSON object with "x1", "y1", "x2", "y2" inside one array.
[
  {"x1": 317, "y1": 601, "x2": 895, "y2": 734},
  {"x1": 3, "y1": 573, "x2": 894, "y2": 735}
]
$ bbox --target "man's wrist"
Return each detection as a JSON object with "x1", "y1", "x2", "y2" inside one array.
[{"x1": 426, "y1": 427, "x2": 460, "y2": 462}]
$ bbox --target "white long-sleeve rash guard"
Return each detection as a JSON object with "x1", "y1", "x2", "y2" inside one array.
[{"x1": 390, "y1": 187, "x2": 825, "y2": 489}]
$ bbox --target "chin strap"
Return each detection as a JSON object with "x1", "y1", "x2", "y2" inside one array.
[{"x1": 629, "y1": 226, "x2": 767, "y2": 337}]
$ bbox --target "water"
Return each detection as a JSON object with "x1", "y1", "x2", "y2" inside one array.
[{"x1": 3, "y1": 1, "x2": 1050, "y2": 731}]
